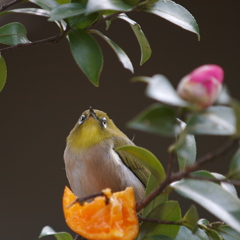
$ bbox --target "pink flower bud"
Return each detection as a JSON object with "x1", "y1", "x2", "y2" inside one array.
[{"x1": 177, "y1": 64, "x2": 224, "y2": 109}]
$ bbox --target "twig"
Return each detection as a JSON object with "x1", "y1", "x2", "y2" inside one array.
[
  {"x1": 74, "y1": 234, "x2": 87, "y2": 240},
  {"x1": 0, "y1": 27, "x2": 70, "y2": 55},
  {"x1": 68, "y1": 191, "x2": 109, "y2": 208},
  {"x1": 138, "y1": 216, "x2": 185, "y2": 225},
  {"x1": 0, "y1": 0, "x2": 21, "y2": 13}
]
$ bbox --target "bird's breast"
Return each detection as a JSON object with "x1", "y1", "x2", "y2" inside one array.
[{"x1": 64, "y1": 139, "x2": 145, "y2": 202}]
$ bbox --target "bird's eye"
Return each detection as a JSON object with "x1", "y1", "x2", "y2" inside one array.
[
  {"x1": 101, "y1": 117, "x2": 107, "y2": 128},
  {"x1": 79, "y1": 114, "x2": 86, "y2": 125}
]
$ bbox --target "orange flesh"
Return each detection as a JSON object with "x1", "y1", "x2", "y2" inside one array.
[{"x1": 63, "y1": 187, "x2": 139, "y2": 240}]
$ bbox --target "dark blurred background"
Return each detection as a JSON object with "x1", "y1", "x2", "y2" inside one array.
[{"x1": 0, "y1": 0, "x2": 240, "y2": 239}]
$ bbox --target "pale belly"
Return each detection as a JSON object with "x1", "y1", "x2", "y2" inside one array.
[{"x1": 64, "y1": 143, "x2": 145, "y2": 202}]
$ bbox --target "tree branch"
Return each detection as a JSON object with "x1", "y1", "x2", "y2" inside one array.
[
  {"x1": 0, "y1": 0, "x2": 21, "y2": 13},
  {"x1": 0, "y1": 27, "x2": 70, "y2": 55}
]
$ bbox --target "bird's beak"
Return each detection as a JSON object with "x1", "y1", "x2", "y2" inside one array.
[{"x1": 88, "y1": 106, "x2": 97, "y2": 119}]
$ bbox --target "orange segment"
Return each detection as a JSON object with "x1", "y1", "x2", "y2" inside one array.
[{"x1": 63, "y1": 187, "x2": 139, "y2": 240}]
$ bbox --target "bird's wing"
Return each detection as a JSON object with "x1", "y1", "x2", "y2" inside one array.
[{"x1": 113, "y1": 136, "x2": 150, "y2": 187}]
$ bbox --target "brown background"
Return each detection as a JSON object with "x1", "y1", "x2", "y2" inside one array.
[{"x1": 0, "y1": 0, "x2": 240, "y2": 239}]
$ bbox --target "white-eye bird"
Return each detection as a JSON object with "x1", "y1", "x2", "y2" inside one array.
[{"x1": 64, "y1": 107, "x2": 150, "y2": 202}]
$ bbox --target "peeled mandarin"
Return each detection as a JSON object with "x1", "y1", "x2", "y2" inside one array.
[{"x1": 63, "y1": 186, "x2": 139, "y2": 240}]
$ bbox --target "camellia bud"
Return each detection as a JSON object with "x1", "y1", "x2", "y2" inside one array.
[{"x1": 177, "y1": 64, "x2": 224, "y2": 109}]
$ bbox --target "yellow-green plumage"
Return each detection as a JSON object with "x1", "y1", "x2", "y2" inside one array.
[{"x1": 64, "y1": 108, "x2": 150, "y2": 202}]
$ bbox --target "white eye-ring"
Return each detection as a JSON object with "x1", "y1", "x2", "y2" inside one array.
[
  {"x1": 79, "y1": 114, "x2": 86, "y2": 125},
  {"x1": 102, "y1": 117, "x2": 107, "y2": 128}
]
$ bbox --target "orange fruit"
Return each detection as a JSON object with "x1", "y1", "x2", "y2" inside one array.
[{"x1": 63, "y1": 186, "x2": 139, "y2": 240}]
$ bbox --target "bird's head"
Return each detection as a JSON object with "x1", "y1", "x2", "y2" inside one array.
[{"x1": 67, "y1": 107, "x2": 127, "y2": 150}]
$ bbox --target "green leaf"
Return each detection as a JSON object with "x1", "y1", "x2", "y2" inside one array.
[
  {"x1": 55, "y1": 0, "x2": 71, "y2": 4},
  {"x1": 231, "y1": 99, "x2": 240, "y2": 136},
  {"x1": 39, "y1": 226, "x2": 73, "y2": 240},
  {"x1": 0, "y1": 22, "x2": 31, "y2": 45},
  {"x1": 116, "y1": 145, "x2": 165, "y2": 184},
  {"x1": 190, "y1": 171, "x2": 237, "y2": 197},
  {"x1": 128, "y1": 103, "x2": 181, "y2": 137},
  {"x1": 148, "y1": 235, "x2": 173, "y2": 240},
  {"x1": 86, "y1": 0, "x2": 133, "y2": 14},
  {"x1": 133, "y1": 74, "x2": 189, "y2": 107},
  {"x1": 211, "y1": 172, "x2": 238, "y2": 197},
  {"x1": 68, "y1": 12, "x2": 98, "y2": 29},
  {"x1": 0, "y1": 56, "x2": 7, "y2": 92},
  {"x1": 171, "y1": 179, "x2": 240, "y2": 232},
  {"x1": 198, "y1": 221, "x2": 224, "y2": 240},
  {"x1": 28, "y1": 0, "x2": 59, "y2": 10},
  {"x1": 228, "y1": 148, "x2": 240, "y2": 180},
  {"x1": 137, "y1": 201, "x2": 182, "y2": 240},
  {"x1": 68, "y1": 29, "x2": 103, "y2": 86},
  {"x1": 183, "y1": 205, "x2": 199, "y2": 232},
  {"x1": 176, "y1": 226, "x2": 210, "y2": 240},
  {"x1": 216, "y1": 225, "x2": 240, "y2": 240},
  {"x1": 49, "y1": 3, "x2": 85, "y2": 21},
  {"x1": 117, "y1": 14, "x2": 152, "y2": 65},
  {"x1": 186, "y1": 106, "x2": 236, "y2": 136},
  {"x1": 146, "y1": 0, "x2": 200, "y2": 40},
  {"x1": 0, "y1": 8, "x2": 50, "y2": 17},
  {"x1": 143, "y1": 174, "x2": 169, "y2": 217},
  {"x1": 90, "y1": 29, "x2": 133, "y2": 72},
  {"x1": 174, "y1": 120, "x2": 197, "y2": 171}
]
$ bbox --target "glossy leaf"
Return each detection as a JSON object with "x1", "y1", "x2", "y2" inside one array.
[
  {"x1": 128, "y1": 103, "x2": 181, "y2": 137},
  {"x1": 191, "y1": 171, "x2": 238, "y2": 197},
  {"x1": 90, "y1": 29, "x2": 133, "y2": 72},
  {"x1": 183, "y1": 205, "x2": 199, "y2": 232},
  {"x1": 0, "y1": 56, "x2": 7, "y2": 92},
  {"x1": 146, "y1": 0, "x2": 200, "y2": 40},
  {"x1": 68, "y1": 12, "x2": 98, "y2": 29},
  {"x1": 86, "y1": 0, "x2": 133, "y2": 14},
  {"x1": 143, "y1": 174, "x2": 169, "y2": 217},
  {"x1": 216, "y1": 225, "x2": 240, "y2": 240},
  {"x1": 118, "y1": 14, "x2": 152, "y2": 65},
  {"x1": 172, "y1": 179, "x2": 240, "y2": 232},
  {"x1": 231, "y1": 99, "x2": 240, "y2": 136},
  {"x1": 148, "y1": 236, "x2": 173, "y2": 240},
  {"x1": 28, "y1": 0, "x2": 59, "y2": 10},
  {"x1": 186, "y1": 106, "x2": 236, "y2": 135},
  {"x1": 55, "y1": 0, "x2": 71, "y2": 4},
  {"x1": 0, "y1": 8, "x2": 50, "y2": 17},
  {"x1": 176, "y1": 226, "x2": 210, "y2": 240},
  {"x1": 198, "y1": 221, "x2": 223, "y2": 240},
  {"x1": 49, "y1": 3, "x2": 85, "y2": 21},
  {"x1": 228, "y1": 148, "x2": 240, "y2": 180},
  {"x1": 133, "y1": 74, "x2": 189, "y2": 107},
  {"x1": 211, "y1": 172, "x2": 238, "y2": 197},
  {"x1": 68, "y1": 29, "x2": 103, "y2": 86},
  {"x1": 174, "y1": 120, "x2": 196, "y2": 171},
  {"x1": 0, "y1": 22, "x2": 31, "y2": 45},
  {"x1": 116, "y1": 145, "x2": 165, "y2": 184},
  {"x1": 39, "y1": 226, "x2": 73, "y2": 240},
  {"x1": 137, "y1": 201, "x2": 181, "y2": 240},
  {"x1": 204, "y1": 229, "x2": 223, "y2": 240}
]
